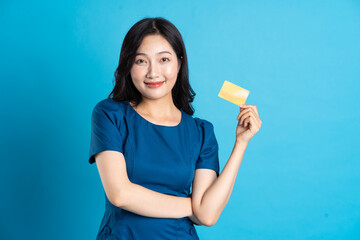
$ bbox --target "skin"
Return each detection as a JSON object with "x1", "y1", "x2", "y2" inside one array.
[
  {"x1": 236, "y1": 104, "x2": 262, "y2": 143},
  {"x1": 129, "y1": 34, "x2": 182, "y2": 126}
]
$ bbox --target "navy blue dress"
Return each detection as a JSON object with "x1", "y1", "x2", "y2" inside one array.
[{"x1": 89, "y1": 98, "x2": 220, "y2": 240}]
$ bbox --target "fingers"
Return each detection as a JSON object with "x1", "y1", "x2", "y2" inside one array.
[
  {"x1": 238, "y1": 104, "x2": 261, "y2": 124},
  {"x1": 238, "y1": 109, "x2": 261, "y2": 127},
  {"x1": 243, "y1": 115, "x2": 260, "y2": 131},
  {"x1": 242, "y1": 114, "x2": 260, "y2": 129},
  {"x1": 239, "y1": 104, "x2": 259, "y2": 115},
  {"x1": 236, "y1": 108, "x2": 251, "y2": 120},
  {"x1": 238, "y1": 109, "x2": 251, "y2": 124}
]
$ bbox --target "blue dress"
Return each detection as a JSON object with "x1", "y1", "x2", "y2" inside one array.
[{"x1": 89, "y1": 98, "x2": 220, "y2": 240}]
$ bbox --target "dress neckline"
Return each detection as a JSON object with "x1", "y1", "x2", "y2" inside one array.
[{"x1": 126, "y1": 101, "x2": 183, "y2": 128}]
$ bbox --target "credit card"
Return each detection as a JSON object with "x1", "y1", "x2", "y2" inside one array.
[{"x1": 218, "y1": 80, "x2": 250, "y2": 105}]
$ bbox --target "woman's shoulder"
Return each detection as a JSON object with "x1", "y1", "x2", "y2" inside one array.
[
  {"x1": 186, "y1": 116, "x2": 216, "y2": 145},
  {"x1": 190, "y1": 116, "x2": 215, "y2": 134},
  {"x1": 93, "y1": 98, "x2": 128, "y2": 112},
  {"x1": 193, "y1": 116, "x2": 213, "y2": 127},
  {"x1": 91, "y1": 98, "x2": 129, "y2": 121}
]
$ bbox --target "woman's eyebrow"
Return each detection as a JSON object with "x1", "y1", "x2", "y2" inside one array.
[{"x1": 135, "y1": 51, "x2": 172, "y2": 56}]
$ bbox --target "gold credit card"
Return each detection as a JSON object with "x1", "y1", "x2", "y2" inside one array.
[{"x1": 218, "y1": 80, "x2": 250, "y2": 105}]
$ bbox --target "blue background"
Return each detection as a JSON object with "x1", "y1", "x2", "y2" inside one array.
[{"x1": 1, "y1": 0, "x2": 359, "y2": 239}]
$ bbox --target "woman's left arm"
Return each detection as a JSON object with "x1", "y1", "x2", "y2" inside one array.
[
  {"x1": 192, "y1": 104, "x2": 262, "y2": 226},
  {"x1": 188, "y1": 213, "x2": 203, "y2": 226}
]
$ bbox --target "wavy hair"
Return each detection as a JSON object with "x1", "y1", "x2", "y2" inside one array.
[{"x1": 107, "y1": 17, "x2": 196, "y2": 115}]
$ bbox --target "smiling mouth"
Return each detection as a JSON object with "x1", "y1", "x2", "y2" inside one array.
[
  {"x1": 144, "y1": 81, "x2": 165, "y2": 84},
  {"x1": 145, "y1": 81, "x2": 165, "y2": 88}
]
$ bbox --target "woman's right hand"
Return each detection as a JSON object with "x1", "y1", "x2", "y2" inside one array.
[{"x1": 235, "y1": 104, "x2": 262, "y2": 144}]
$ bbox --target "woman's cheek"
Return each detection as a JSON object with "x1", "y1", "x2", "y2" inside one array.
[
  {"x1": 163, "y1": 65, "x2": 178, "y2": 79},
  {"x1": 131, "y1": 68, "x2": 145, "y2": 81}
]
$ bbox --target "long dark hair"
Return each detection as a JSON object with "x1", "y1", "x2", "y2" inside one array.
[{"x1": 107, "y1": 17, "x2": 196, "y2": 115}]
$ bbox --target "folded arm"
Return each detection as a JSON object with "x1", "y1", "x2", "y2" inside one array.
[
  {"x1": 119, "y1": 181, "x2": 192, "y2": 218},
  {"x1": 192, "y1": 141, "x2": 248, "y2": 226},
  {"x1": 95, "y1": 150, "x2": 195, "y2": 219}
]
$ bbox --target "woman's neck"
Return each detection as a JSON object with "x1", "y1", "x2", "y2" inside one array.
[{"x1": 130, "y1": 97, "x2": 180, "y2": 120}]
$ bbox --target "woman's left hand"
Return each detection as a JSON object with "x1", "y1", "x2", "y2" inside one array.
[{"x1": 235, "y1": 104, "x2": 262, "y2": 144}]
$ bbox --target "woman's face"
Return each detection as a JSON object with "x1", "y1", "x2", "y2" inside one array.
[{"x1": 130, "y1": 34, "x2": 181, "y2": 102}]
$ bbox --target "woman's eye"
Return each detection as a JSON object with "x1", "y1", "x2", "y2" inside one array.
[
  {"x1": 135, "y1": 59, "x2": 145, "y2": 64},
  {"x1": 161, "y1": 57, "x2": 170, "y2": 62}
]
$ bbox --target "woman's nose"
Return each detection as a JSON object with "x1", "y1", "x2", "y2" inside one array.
[{"x1": 146, "y1": 62, "x2": 160, "y2": 79}]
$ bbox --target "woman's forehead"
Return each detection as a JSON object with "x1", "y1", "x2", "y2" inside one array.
[{"x1": 136, "y1": 35, "x2": 175, "y2": 54}]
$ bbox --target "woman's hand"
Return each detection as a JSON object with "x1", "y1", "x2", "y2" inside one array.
[{"x1": 235, "y1": 104, "x2": 262, "y2": 144}]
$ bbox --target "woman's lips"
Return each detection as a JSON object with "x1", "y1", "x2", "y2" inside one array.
[{"x1": 145, "y1": 81, "x2": 165, "y2": 88}]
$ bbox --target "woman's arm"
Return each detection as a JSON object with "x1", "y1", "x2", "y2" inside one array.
[
  {"x1": 194, "y1": 104, "x2": 261, "y2": 225},
  {"x1": 120, "y1": 182, "x2": 204, "y2": 224},
  {"x1": 119, "y1": 182, "x2": 193, "y2": 219},
  {"x1": 188, "y1": 213, "x2": 203, "y2": 226},
  {"x1": 187, "y1": 193, "x2": 203, "y2": 225},
  {"x1": 96, "y1": 150, "x2": 193, "y2": 219},
  {"x1": 194, "y1": 141, "x2": 248, "y2": 226},
  {"x1": 119, "y1": 141, "x2": 245, "y2": 222}
]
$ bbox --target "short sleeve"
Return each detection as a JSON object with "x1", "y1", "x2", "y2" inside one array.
[
  {"x1": 195, "y1": 120, "x2": 220, "y2": 177},
  {"x1": 88, "y1": 101, "x2": 124, "y2": 164}
]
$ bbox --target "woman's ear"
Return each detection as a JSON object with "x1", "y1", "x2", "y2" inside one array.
[{"x1": 178, "y1": 56, "x2": 183, "y2": 71}]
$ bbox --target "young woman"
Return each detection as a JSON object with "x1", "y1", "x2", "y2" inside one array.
[{"x1": 89, "y1": 17, "x2": 262, "y2": 240}]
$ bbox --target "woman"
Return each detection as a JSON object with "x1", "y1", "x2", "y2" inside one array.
[{"x1": 89, "y1": 17, "x2": 262, "y2": 240}]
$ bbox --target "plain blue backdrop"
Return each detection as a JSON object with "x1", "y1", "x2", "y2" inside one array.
[{"x1": 1, "y1": 0, "x2": 359, "y2": 239}]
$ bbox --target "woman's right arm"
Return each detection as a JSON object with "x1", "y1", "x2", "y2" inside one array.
[{"x1": 95, "y1": 150, "x2": 193, "y2": 219}]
